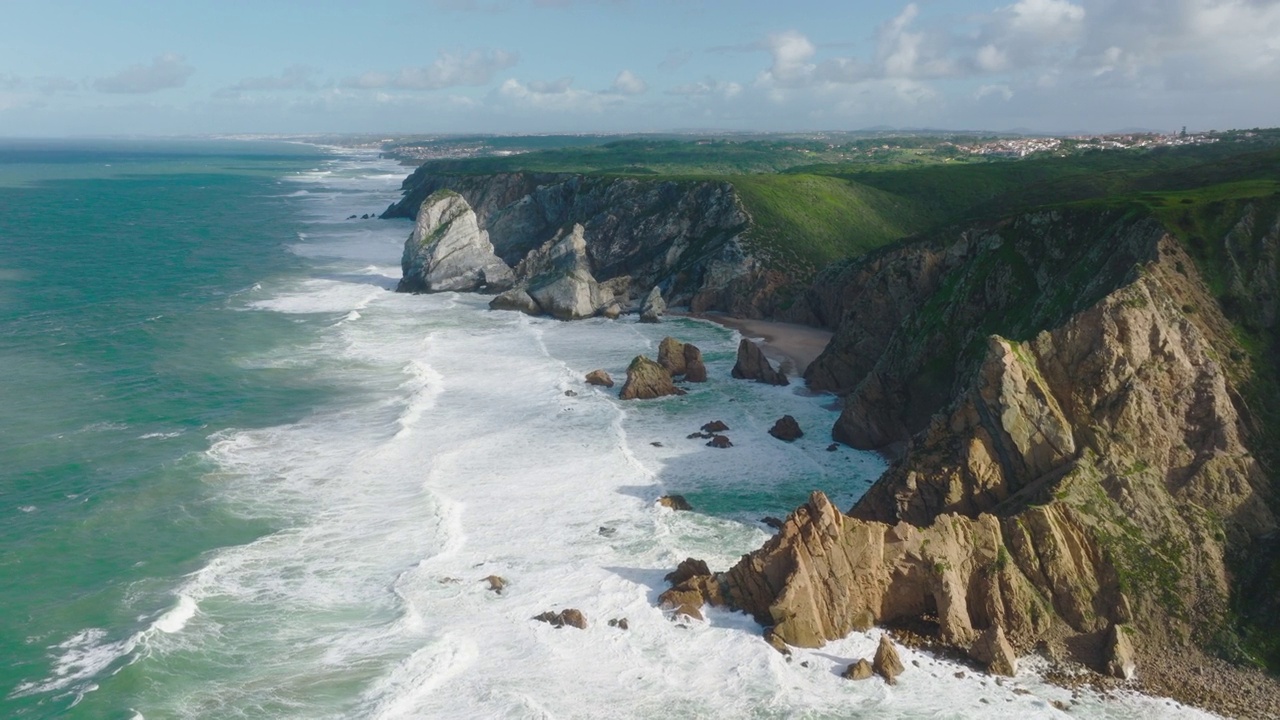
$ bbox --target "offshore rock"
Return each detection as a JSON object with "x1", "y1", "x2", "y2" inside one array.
[
  {"x1": 843, "y1": 659, "x2": 874, "y2": 681},
  {"x1": 398, "y1": 189, "x2": 513, "y2": 293},
  {"x1": 534, "y1": 609, "x2": 587, "y2": 629},
  {"x1": 657, "y1": 337, "x2": 687, "y2": 376},
  {"x1": 640, "y1": 286, "x2": 666, "y2": 323},
  {"x1": 619, "y1": 355, "x2": 685, "y2": 400},
  {"x1": 768, "y1": 415, "x2": 803, "y2": 441},
  {"x1": 585, "y1": 369, "x2": 614, "y2": 388},
  {"x1": 706, "y1": 435, "x2": 732, "y2": 449},
  {"x1": 701, "y1": 420, "x2": 729, "y2": 433},
  {"x1": 731, "y1": 339, "x2": 788, "y2": 386},
  {"x1": 873, "y1": 635, "x2": 905, "y2": 685},
  {"x1": 683, "y1": 343, "x2": 707, "y2": 382},
  {"x1": 658, "y1": 495, "x2": 692, "y2": 511}
]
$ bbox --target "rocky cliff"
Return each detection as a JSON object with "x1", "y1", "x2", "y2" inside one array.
[
  {"x1": 384, "y1": 171, "x2": 788, "y2": 316},
  {"x1": 662, "y1": 202, "x2": 1280, "y2": 713}
]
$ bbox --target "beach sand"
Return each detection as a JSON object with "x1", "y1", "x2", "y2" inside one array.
[{"x1": 682, "y1": 312, "x2": 834, "y2": 378}]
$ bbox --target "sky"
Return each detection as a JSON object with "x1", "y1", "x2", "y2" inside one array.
[{"x1": 1, "y1": 0, "x2": 1278, "y2": 136}]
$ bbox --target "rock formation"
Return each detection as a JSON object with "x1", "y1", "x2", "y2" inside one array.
[
  {"x1": 397, "y1": 190, "x2": 513, "y2": 293},
  {"x1": 843, "y1": 659, "x2": 874, "y2": 681},
  {"x1": 585, "y1": 369, "x2": 614, "y2": 387},
  {"x1": 640, "y1": 287, "x2": 666, "y2": 323},
  {"x1": 706, "y1": 435, "x2": 732, "y2": 449},
  {"x1": 701, "y1": 421, "x2": 729, "y2": 433},
  {"x1": 488, "y1": 288, "x2": 540, "y2": 315},
  {"x1": 658, "y1": 206, "x2": 1280, "y2": 697},
  {"x1": 534, "y1": 609, "x2": 587, "y2": 629},
  {"x1": 516, "y1": 224, "x2": 606, "y2": 320},
  {"x1": 657, "y1": 337, "x2": 686, "y2": 375},
  {"x1": 731, "y1": 339, "x2": 788, "y2": 386},
  {"x1": 683, "y1": 344, "x2": 707, "y2": 382},
  {"x1": 872, "y1": 636, "x2": 905, "y2": 685},
  {"x1": 658, "y1": 495, "x2": 692, "y2": 511},
  {"x1": 768, "y1": 415, "x2": 803, "y2": 441},
  {"x1": 619, "y1": 355, "x2": 685, "y2": 400}
]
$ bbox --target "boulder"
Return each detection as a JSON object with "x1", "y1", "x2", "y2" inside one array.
[
  {"x1": 520, "y1": 224, "x2": 603, "y2": 320},
  {"x1": 1104, "y1": 623, "x2": 1137, "y2": 680},
  {"x1": 489, "y1": 288, "x2": 541, "y2": 315},
  {"x1": 968, "y1": 625, "x2": 1017, "y2": 677},
  {"x1": 602, "y1": 303, "x2": 623, "y2": 319},
  {"x1": 768, "y1": 415, "x2": 804, "y2": 441},
  {"x1": 608, "y1": 618, "x2": 630, "y2": 630},
  {"x1": 484, "y1": 575, "x2": 507, "y2": 594},
  {"x1": 731, "y1": 339, "x2": 789, "y2": 386},
  {"x1": 657, "y1": 337, "x2": 687, "y2": 376},
  {"x1": 764, "y1": 628, "x2": 791, "y2": 656},
  {"x1": 842, "y1": 659, "x2": 874, "y2": 681},
  {"x1": 683, "y1": 344, "x2": 707, "y2": 382},
  {"x1": 398, "y1": 190, "x2": 514, "y2": 294},
  {"x1": 872, "y1": 635, "x2": 906, "y2": 685},
  {"x1": 585, "y1": 369, "x2": 614, "y2": 387},
  {"x1": 640, "y1": 286, "x2": 666, "y2": 323},
  {"x1": 706, "y1": 435, "x2": 733, "y2": 449},
  {"x1": 533, "y1": 609, "x2": 587, "y2": 629},
  {"x1": 658, "y1": 494, "x2": 692, "y2": 511},
  {"x1": 619, "y1": 355, "x2": 686, "y2": 400},
  {"x1": 701, "y1": 420, "x2": 730, "y2": 433},
  {"x1": 664, "y1": 558, "x2": 711, "y2": 585}
]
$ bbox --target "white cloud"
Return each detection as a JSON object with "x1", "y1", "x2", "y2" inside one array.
[
  {"x1": 227, "y1": 65, "x2": 318, "y2": 92},
  {"x1": 94, "y1": 54, "x2": 194, "y2": 94},
  {"x1": 1006, "y1": 0, "x2": 1085, "y2": 38},
  {"x1": 976, "y1": 44, "x2": 1008, "y2": 72},
  {"x1": 975, "y1": 83, "x2": 1014, "y2": 101},
  {"x1": 610, "y1": 69, "x2": 648, "y2": 95},
  {"x1": 344, "y1": 49, "x2": 518, "y2": 91}
]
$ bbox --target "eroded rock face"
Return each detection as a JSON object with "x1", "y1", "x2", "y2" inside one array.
[
  {"x1": 620, "y1": 355, "x2": 686, "y2": 400},
  {"x1": 732, "y1": 339, "x2": 788, "y2": 386},
  {"x1": 517, "y1": 224, "x2": 604, "y2": 320},
  {"x1": 1105, "y1": 624, "x2": 1137, "y2": 680},
  {"x1": 969, "y1": 625, "x2": 1017, "y2": 677},
  {"x1": 398, "y1": 190, "x2": 513, "y2": 293}
]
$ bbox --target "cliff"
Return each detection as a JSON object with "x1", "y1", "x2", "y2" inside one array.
[
  {"x1": 662, "y1": 200, "x2": 1280, "y2": 715},
  {"x1": 384, "y1": 171, "x2": 788, "y2": 317}
]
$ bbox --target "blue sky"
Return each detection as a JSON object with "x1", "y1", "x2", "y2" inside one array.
[{"x1": 1, "y1": 0, "x2": 1278, "y2": 136}]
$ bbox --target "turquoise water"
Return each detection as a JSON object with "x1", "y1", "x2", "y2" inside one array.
[{"x1": 0, "y1": 140, "x2": 338, "y2": 717}]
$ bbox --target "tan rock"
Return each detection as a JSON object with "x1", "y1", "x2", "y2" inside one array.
[
  {"x1": 533, "y1": 609, "x2": 587, "y2": 629},
  {"x1": 872, "y1": 635, "x2": 905, "y2": 684},
  {"x1": 842, "y1": 658, "x2": 874, "y2": 680},
  {"x1": 1104, "y1": 623, "x2": 1137, "y2": 680},
  {"x1": 657, "y1": 337, "x2": 687, "y2": 376},
  {"x1": 664, "y1": 558, "x2": 711, "y2": 585},
  {"x1": 585, "y1": 369, "x2": 614, "y2": 387},
  {"x1": 484, "y1": 575, "x2": 507, "y2": 594},
  {"x1": 764, "y1": 628, "x2": 791, "y2": 656},
  {"x1": 619, "y1": 355, "x2": 686, "y2": 400},
  {"x1": 969, "y1": 625, "x2": 1017, "y2": 677}
]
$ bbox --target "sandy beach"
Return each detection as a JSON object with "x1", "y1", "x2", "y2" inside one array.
[{"x1": 681, "y1": 311, "x2": 834, "y2": 377}]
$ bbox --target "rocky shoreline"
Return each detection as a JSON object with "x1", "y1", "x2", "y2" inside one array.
[{"x1": 387, "y1": 167, "x2": 1280, "y2": 719}]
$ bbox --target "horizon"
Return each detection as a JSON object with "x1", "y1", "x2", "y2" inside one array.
[{"x1": 2, "y1": 0, "x2": 1278, "y2": 137}]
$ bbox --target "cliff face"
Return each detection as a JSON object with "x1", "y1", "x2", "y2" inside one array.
[
  {"x1": 385, "y1": 171, "x2": 786, "y2": 316},
  {"x1": 664, "y1": 203, "x2": 1280, "y2": 692}
]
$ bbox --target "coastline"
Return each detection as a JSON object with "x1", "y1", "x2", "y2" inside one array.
[{"x1": 677, "y1": 311, "x2": 833, "y2": 378}]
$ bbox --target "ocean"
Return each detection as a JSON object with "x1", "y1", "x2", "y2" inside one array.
[{"x1": 0, "y1": 139, "x2": 1214, "y2": 719}]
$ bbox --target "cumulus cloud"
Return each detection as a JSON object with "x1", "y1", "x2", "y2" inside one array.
[
  {"x1": 95, "y1": 54, "x2": 194, "y2": 94},
  {"x1": 226, "y1": 65, "x2": 318, "y2": 92},
  {"x1": 610, "y1": 69, "x2": 648, "y2": 95},
  {"x1": 343, "y1": 49, "x2": 518, "y2": 91},
  {"x1": 667, "y1": 78, "x2": 742, "y2": 98}
]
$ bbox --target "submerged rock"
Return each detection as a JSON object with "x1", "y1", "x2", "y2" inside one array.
[
  {"x1": 731, "y1": 339, "x2": 788, "y2": 386},
  {"x1": 639, "y1": 286, "x2": 666, "y2": 323},
  {"x1": 706, "y1": 435, "x2": 732, "y2": 449},
  {"x1": 619, "y1": 355, "x2": 685, "y2": 400},
  {"x1": 398, "y1": 189, "x2": 513, "y2": 294},
  {"x1": 658, "y1": 495, "x2": 692, "y2": 511}
]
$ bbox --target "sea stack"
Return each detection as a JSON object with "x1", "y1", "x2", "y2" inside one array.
[{"x1": 398, "y1": 189, "x2": 513, "y2": 294}]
